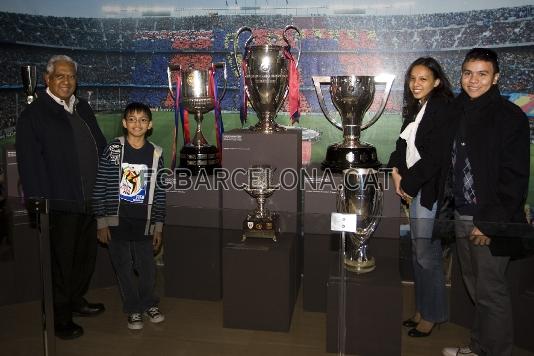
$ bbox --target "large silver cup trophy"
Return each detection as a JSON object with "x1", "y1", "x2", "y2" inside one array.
[
  {"x1": 242, "y1": 165, "x2": 280, "y2": 242},
  {"x1": 337, "y1": 168, "x2": 383, "y2": 273},
  {"x1": 21, "y1": 65, "x2": 37, "y2": 104},
  {"x1": 312, "y1": 74, "x2": 394, "y2": 171},
  {"x1": 168, "y1": 63, "x2": 227, "y2": 174},
  {"x1": 234, "y1": 25, "x2": 301, "y2": 133}
]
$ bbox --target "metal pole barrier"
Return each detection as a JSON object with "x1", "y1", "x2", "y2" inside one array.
[
  {"x1": 338, "y1": 230, "x2": 347, "y2": 356},
  {"x1": 33, "y1": 199, "x2": 55, "y2": 356},
  {"x1": 331, "y1": 212, "x2": 356, "y2": 356}
]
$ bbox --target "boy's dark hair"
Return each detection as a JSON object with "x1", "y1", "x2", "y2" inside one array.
[
  {"x1": 462, "y1": 48, "x2": 500, "y2": 73},
  {"x1": 121, "y1": 102, "x2": 153, "y2": 137}
]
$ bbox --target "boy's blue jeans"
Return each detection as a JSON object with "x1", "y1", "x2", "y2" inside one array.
[
  {"x1": 108, "y1": 238, "x2": 159, "y2": 314},
  {"x1": 409, "y1": 192, "x2": 448, "y2": 323}
]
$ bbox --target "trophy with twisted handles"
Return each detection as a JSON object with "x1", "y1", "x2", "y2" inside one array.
[
  {"x1": 234, "y1": 25, "x2": 301, "y2": 133},
  {"x1": 312, "y1": 74, "x2": 395, "y2": 171},
  {"x1": 337, "y1": 168, "x2": 383, "y2": 273},
  {"x1": 242, "y1": 165, "x2": 280, "y2": 242},
  {"x1": 167, "y1": 62, "x2": 227, "y2": 174},
  {"x1": 21, "y1": 65, "x2": 37, "y2": 104}
]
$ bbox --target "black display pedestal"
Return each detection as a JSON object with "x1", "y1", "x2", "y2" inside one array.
[
  {"x1": 450, "y1": 247, "x2": 534, "y2": 353},
  {"x1": 222, "y1": 232, "x2": 297, "y2": 332},
  {"x1": 302, "y1": 165, "x2": 342, "y2": 312},
  {"x1": 302, "y1": 168, "x2": 401, "y2": 312},
  {"x1": 221, "y1": 129, "x2": 303, "y2": 294},
  {"x1": 326, "y1": 249, "x2": 402, "y2": 356},
  {"x1": 164, "y1": 183, "x2": 221, "y2": 300}
]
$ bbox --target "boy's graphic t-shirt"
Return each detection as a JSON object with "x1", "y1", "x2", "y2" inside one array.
[
  {"x1": 120, "y1": 163, "x2": 148, "y2": 203},
  {"x1": 114, "y1": 140, "x2": 154, "y2": 240}
]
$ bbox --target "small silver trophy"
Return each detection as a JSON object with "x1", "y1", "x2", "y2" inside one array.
[
  {"x1": 312, "y1": 74, "x2": 394, "y2": 171},
  {"x1": 336, "y1": 168, "x2": 383, "y2": 273},
  {"x1": 234, "y1": 25, "x2": 301, "y2": 133},
  {"x1": 21, "y1": 65, "x2": 37, "y2": 104},
  {"x1": 167, "y1": 63, "x2": 227, "y2": 174},
  {"x1": 242, "y1": 165, "x2": 280, "y2": 242}
]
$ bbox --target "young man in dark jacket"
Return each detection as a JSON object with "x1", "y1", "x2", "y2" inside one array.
[
  {"x1": 16, "y1": 55, "x2": 107, "y2": 340},
  {"x1": 442, "y1": 49, "x2": 530, "y2": 356}
]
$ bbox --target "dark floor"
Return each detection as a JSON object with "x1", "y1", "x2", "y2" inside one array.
[{"x1": 1, "y1": 281, "x2": 533, "y2": 356}]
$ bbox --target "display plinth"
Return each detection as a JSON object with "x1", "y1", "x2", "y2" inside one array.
[
  {"x1": 221, "y1": 129, "x2": 302, "y2": 234},
  {"x1": 3, "y1": 144, "x2": 22, "y2": 198},
  {"x1": 450, "y1": 248, "x2": 534, "y2": 352},
  {"x1": 302, "y1": 165, "x2": 342, "y2": 312},
  {"x1": 326, "y1": 252, "x2": 402, "y2": 356},
  {"x1": 222, "y1": 232, "x2": 297, "y2": 332},
  {"x1": 221, "y1": 128, "x2": 303, "y2": 285},
  {"x1": 303, "y1": 166, "x2": 401, "y2": 312},
  {"x1": 164, "y1": 179, "x2": 222, "y2": 301}
]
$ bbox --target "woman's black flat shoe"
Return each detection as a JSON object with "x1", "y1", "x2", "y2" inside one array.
[
  {"x1": 407, "y1": 325, "x2": 434, "y2": 337},
  {"x1": 402, "y1": 318, "x2": 419, "y2": 328}
]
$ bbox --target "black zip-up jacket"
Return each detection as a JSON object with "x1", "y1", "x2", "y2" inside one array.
[
  {"x1": 16, "y1": 93, "x2": 107, "y2": 212},
  {"x1": 436, "y1": 86, "x2": 530, "y2": 257}
]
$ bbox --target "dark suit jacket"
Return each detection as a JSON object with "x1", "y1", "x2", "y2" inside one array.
[
  {"x1": 388, "y1": 94, "x2": 452, "y2": 210},
  {"x1": 437, "y1": 86, "x2": 530, "y2": 257},
  {"x1": 16, "y1": 93, "x2": 107, "y2": 212}
]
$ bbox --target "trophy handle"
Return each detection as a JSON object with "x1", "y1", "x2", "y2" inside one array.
[
  {"x1": 361, "y1": 74, "x2": 395, "y2": 131},
  {"x1": 366, "y1": 183, "x2": 383, "y2": 237},
  {"x1": 312, "y1": 76, "x2": 343, "y2": 131},
  {"x1": 212, "y1": 62, "x2": 228, "y2": 101},
  {"x1": 283, "y1": 25, "x2": 302, "y2": 67},
  {"x1": 167, "y1": 64, "x2": 181, "y2": 100},
  {"x1": 233, "y1": 26, "x2": 253, "y2": 80}
]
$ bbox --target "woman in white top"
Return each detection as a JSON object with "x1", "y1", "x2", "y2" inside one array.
[{"x1": 388, "y1": 57, "x2": 454, "y2": 338}]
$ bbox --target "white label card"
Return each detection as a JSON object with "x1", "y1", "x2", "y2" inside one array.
[{"x1": 330, "y1": 213, "x2": 357, "y2": 233}]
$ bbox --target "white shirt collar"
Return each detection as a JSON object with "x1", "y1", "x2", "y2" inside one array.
[{"x1": 46, "y1": 87, "x2": 76, "y2": 113}]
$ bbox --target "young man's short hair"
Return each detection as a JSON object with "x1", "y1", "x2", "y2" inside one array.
[{"x1": 462, "y1": 48, "x2": 500, "y2": 73}]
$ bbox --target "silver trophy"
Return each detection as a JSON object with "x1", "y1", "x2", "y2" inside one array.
[
  {"x1": 242, "y1": 165, "x2": 280, "y2": 242},
  {"x1": 312, "y1": 74, "x2": 394, "y2": 171},
  {"x1": 337, "y1": 168, "x2": 383, "y2": 273},
  {"x1": 234, "y1": 25, "x2": 301, "y2": 133},
  {"x1": 167, "y1": 63, "x2": 227, "y2": 174},
  {"x1": 21, "y1": 65, "x2": 37, "y2": 104}
]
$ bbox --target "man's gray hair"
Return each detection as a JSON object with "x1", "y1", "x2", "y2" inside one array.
[{"x1": 46, "y1": 55, "x2": 78, "y2": 74}]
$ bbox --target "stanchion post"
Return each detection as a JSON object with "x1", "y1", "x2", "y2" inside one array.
[
  {"x1": 30, "y1": 198, "x2": 55, "y2": 356},
  {"x1": 331, "y1": 212, "x2": 357, "y2": 356}
]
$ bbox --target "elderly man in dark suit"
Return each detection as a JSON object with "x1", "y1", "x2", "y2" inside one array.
[{"x1": 16, "y1": 55, "x2": 107, "y2": 340}]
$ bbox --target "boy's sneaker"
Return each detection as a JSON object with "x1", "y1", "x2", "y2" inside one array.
[
  {"x1": 127, "y1": 313, "x2": 143, "y2": 330},
  {"x1": 144, "y1": 306, "x2": 165, "y2": 323},
  {"x1": 442, "y1": 346, "x2": 479, "y2": 356}
]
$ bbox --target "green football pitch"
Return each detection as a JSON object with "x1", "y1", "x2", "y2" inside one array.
[{"x1": 3, "y1": 111, "x2": 534, "y2": 205}]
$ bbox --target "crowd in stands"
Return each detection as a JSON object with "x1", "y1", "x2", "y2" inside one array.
[
  {"x1": 0, "y1": 7, "x2": 531, "y2": 50},
  {"x1": 0, "y1": 6, "x2": 532, "y2": 131}
]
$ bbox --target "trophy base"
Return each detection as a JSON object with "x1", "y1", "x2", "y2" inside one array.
[
  {"x1": 249, "y1": 120, "x2": 286, "y2": 134},
  {"x1": 344, "y1": 256, "x2": 376, "y2": 274},
  {"x1": 321, "y1": 143, "x2": 381, "y2": 172},
  {"x1": 180, "y1": 144, "x2": 220, "y2": 175},
  {"x1": 242, "y1": 213, "x2": 279, "y2": 242}
]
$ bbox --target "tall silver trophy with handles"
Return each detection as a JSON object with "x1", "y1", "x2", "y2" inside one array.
[
  {"x1": 312, "y1": 74, "x2": 394, "y2": 171},
  {"x1": 234, "y1": 25, "x2": 301, "y2": 133},
  {"x1": 21, "y1": 65, "x2": 38, "y2": 104},
  {"x1": 337, "y1": 168, "x2": 383, "y2": 273},
  {"x1": 167, "y1": 62, "x2": 227, "y2": 174}
]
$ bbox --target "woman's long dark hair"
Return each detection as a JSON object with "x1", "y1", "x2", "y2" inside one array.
[{"x1": 402, "y1": 57, "x2": 453, "y2": 121}]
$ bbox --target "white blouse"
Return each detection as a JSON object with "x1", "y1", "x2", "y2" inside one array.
[{"x1": 399, "y1": 101, "x2": 427, "y2": 169}]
